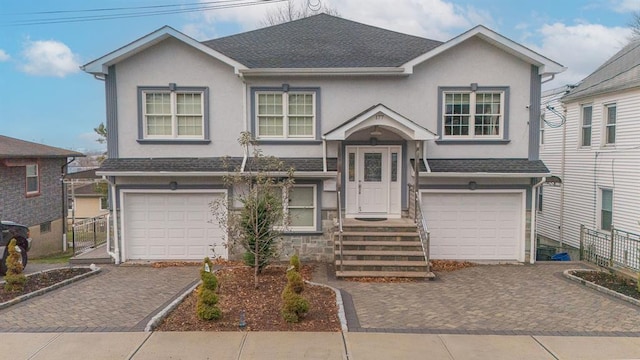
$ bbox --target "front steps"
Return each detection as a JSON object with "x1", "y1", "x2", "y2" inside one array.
[{"x1": 334, "y1": 219, "x2": 434, "y2": 279}]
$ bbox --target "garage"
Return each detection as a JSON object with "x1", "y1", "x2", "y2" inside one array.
[
  {"x1": 122, "y1": 191, "x2": 227, "y2": 261},
  {"x1": 421, "y1": 191, "x2": 524, "y2": 261}
]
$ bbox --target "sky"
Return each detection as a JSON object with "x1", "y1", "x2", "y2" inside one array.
[{"x1": 0, "y1": 0, "x2": 638, "y2": 152}]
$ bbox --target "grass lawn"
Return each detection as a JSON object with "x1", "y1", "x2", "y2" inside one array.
[{"x1": 30, "y1": 249, "x2": 75, "y2": 264}]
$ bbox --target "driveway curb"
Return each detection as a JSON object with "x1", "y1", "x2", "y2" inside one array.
[
  {"x1": 145, "y1": 280, "x2": 201, "y2": 332},
  {"x1": 563, "y1": 269, "x2": 640, "y2": 308},
  {"x1": 0, "y1": 266, "x2": 101, "y2": 310}
]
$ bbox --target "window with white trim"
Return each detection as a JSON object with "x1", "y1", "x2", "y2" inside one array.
[
  {"x1": 443, "y1": 91, "x2": 504, "y2": 138},
  {"x1": 26, "y1": 164, "x2": 39, "y2": 195},
  {"x1": 256, "y1": 91, "x2": 315, "y2": 139},
  {"x1": 540, "y1": 118, "x2": 545, "y2": 145},
  {"x1": 580, "y1": 105, "x2": 592, "y2": 147},
  {"x1": 100, "y1": 196, "x2": 108, "y2": 211},
  {"x1": 141, "y1": 89, "x2": 205, "y2": 139},
  {"x1": 604, "y1": 104, "x2": 616, "y2": 145},
  {"x1": 284, "y1": 185, "x2": 316, "y2": 231},
  {"x1": 600, "y1": 188, "x2": 613, "y2": 231}
]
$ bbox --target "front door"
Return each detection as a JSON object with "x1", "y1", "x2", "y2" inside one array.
[{"x1": 345, "y1": 145, "x2": 402, "y2": 217}]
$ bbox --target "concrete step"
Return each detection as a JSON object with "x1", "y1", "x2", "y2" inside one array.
[
  {"x1": 335, "y1": 250, "x2": 425, "y2": 257},
  {"x1": 336, "y1": 260, "x2": 429, "y2": 267},
  {"x1": 338, "y1": 240, "x2": 423, "y2": 247},
  {"x1": 341, "y1": 231, "x2": 419, "y2": 237},
  {"x1": 335, "y1": 270, "x2": 434, "y2": 278},
  {"x1": 341, "y1": 226, "x2": 418, "y2": 233}
]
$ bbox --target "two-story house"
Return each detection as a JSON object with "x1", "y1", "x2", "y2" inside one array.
[
  {"x1": 82, "y1": 14, "x2": 564, "y2": 266},
  {"x1": 0, "y1": 135, "x2": 83, "y2": 257},
  {"x1": 537, "y1": 39, "x2": 640, "y2": 262}
]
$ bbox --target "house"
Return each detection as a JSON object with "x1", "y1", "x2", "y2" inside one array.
[
  {"x1": 65, "y1": 169, "x2": 109, "y2": 223},
  {"x1": 82, "y1": 14, "x2": 564, "y2": 265},
  {"x1": 537, "y1": 39, "x2": 640, "y2": 261},
  {"x1": 0, "y1": 135, "x2": 83, "y2": 257}
]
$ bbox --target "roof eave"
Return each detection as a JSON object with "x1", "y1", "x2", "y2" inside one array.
[
  {"x1": 420, "y1": 172, "x2": 551, "y2": 178},
  {"x1": 239, "y1": 67, "x2": 407, "y2": 77},
  {"x1": 95, "y1": 170, "x2": 338, "y2": 178},
  {"x1": 81, "y1": 26, "x2": 247, "y2": 76}
]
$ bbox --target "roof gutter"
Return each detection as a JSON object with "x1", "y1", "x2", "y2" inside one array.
[
  {"x1": 239, "y1": 67, "x2": 406, "y2": 77},
  {"x1": 420, "y1": 172, "x2": 552, "y2": 178},
  {"x1": 95, "y1": 171, "x2": 338, "y2": 178}
]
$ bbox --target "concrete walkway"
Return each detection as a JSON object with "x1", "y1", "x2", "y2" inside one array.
[{"x1": 3, "y1": 331, "x2": 640, "y2": 359}]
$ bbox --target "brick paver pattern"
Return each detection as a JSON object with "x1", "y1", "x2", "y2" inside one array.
[
  {"x1": 316, "y1": 263, "x2": 640, "y2": 335},
  {"x1": 0, "y1": 265, "x2": 198, "y2": 332}
]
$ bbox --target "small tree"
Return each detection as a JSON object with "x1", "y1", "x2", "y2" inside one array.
[
  {"x1": 196, "y1": 257, "x2": 222, "y2": 320},
  {"x1": 4, "y1": 239, "x2": 27, "y2": 292},
  {"x1": 212, "y1": 132, "x2": 294, "y2": 289},
  {"x1": 281, "y1": 255, "x2": 309, "y2": 323},
  {"x1": 261, "y1": 0, "x2": 340, "y2": 27}
]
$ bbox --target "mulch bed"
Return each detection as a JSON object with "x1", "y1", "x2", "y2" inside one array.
[
  {"x1": 571, "y1": 270, "x2": 640, "y2": 300},
  {"x1": 157, "y1": 264, "x2": 341, "y2": 332},
  {"x1": 0, "y1": 268, "x2": 92, "y2": 303}
]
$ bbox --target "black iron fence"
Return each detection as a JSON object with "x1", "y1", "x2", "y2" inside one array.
[
  {"x1": 72, "y1": 214, "x2": 109, "y2": 255},
  {"x1": 580, "y1": 225, "x2": 640, "y2": 271}
]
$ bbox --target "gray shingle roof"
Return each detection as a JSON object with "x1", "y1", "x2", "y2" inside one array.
[
  {"x1": 202, "y1": 13, "x2": 443, "y2": 68},
  {"x1": 563, "y1": 39, "x2": 640, "y2": 102},
  {"x1": 65, "y1": 168, "x2": 99, "y2": 180},
  {"x1": 98, "y1": 157, "x2": 337, "y2": 173},
  {"x1": 0, "y1": 135, "x2": 84, "y2": 158},
  {"x1": 420, "y1": 158, "x2": 549, "y2": 174}
]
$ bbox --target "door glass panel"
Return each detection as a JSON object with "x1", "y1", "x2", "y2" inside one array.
[
  {"x1": 391, "y1": 152, "x2": 398, "y2": 182},
  {"x1": 348, "y1": 153, "x2": 355, "y2": 182},
  {"x1": 364, "y1": 153, "x2": 382, "y2": 182}
]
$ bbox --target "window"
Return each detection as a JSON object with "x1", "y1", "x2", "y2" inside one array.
[
  {"x1": 537, "y1": 187, "x2": 543, "y2": 212},
  {"x1": 40, "y1": 221, "x2": 51, "y2": 234},
  {"x1": 284, "y1": 185, "x2": 317, "y2": 231},
  {"x1": 26, "y1": 164, "x2": 39, "y2": 194},
  {"x1": 138, "y1": 86, "x2": 209, "y2": 141},
  {"x1": 540, "y1": 118, "x2": 545, "y2": 145},
  {"x1": 100, "y1": 196, "x2": 108, "y2": 211},
  {"x1": 601, "y1": 189, "x2": 613, "y2": 231},
  {"x1": 440, "y1": 88, "x2": 507, "y2": 140},
  {"x1": 581, "y1": 105, "x2": 592, "y2": 147},
  {"x1": 604, "y1": 104, "x2": 616, "y2": 145},
  {"x1": 254, "y1": 88, "x2": 317, "y2": 140}
]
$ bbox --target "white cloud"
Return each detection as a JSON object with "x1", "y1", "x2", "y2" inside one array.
[
  {"x1": 613, "y1": 0, "x2": 640, "y2": 12},
  {"x1": 530, "y1": 23, "x2": 632, "y2": 86},
  {"x1": 77, "y1": 132, "x2": 107, "y2": 152},
  {"x1": 184, "y1": 0, "x2": 493, "y2": 41},
  {"x1": 0, "y1": 49, "x2": 10, "y2": 62},
  {"x1": 20, "y1": 40, "x2": 80, "y2": 77}
]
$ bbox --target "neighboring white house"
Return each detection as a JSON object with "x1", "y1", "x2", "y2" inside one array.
[
  {"x1": 537, "y1": 39, "x2": 640, "y2": 259},
  {"x1": 82, "y1": 14, "x2": 564, "y2": 264}
]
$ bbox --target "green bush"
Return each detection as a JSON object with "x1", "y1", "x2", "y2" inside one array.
[
  {"x1": 4, "y1": 239, "x2": 26, "y2": 292},
  {"x1": 196, "y1": 257, "x2": 222, "y2": 321},
  {"x1": 289, "y1": 254, "x2": 301, "y2": 272},
  {"x1": 286, "y1": 270, "x2": 304, "y2": 294},
  {"x1": 281, "y1": 255, "x2": 309, "y2": 323},
  {"x1": 240, "y1": 193, "x2": 279, "y2": 273}
]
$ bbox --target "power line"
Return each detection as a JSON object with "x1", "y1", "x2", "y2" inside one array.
[{"x1": 0, "y1": 0, "x2": 285, "y2": 27}]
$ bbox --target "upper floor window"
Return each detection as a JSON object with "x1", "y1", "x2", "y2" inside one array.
[
  {"x1": 580, "y1": 105, "x2": 592, "y2": 147},
  {"x1": 138, "y1": 86, "x2": 209, "y2": 142},
  {"x1": 438, "y1": 86, "x2": 509, "y2": 142},
  {"x1": 26, "y1": 164, "x2": 39, "y2": 195},
  {"x1": 604, "y1": 104, "x2": 616, "y2": 145},
  {"x1": 252, "y1": 86, "x2": 319, "y2": 141}
]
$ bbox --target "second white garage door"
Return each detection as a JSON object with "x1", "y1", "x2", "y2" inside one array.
[
  {"x1": 123, "y1": 192, "x2": 227, "y2": 261},
  {"x1": 421, "y1": 191, "x2": 524, "y2": 261}
]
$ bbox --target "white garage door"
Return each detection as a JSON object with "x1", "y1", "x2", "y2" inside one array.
[
  {"x1": 421, "y1": 192, "x2": 523, "y2": 261},
  {"x1": 123, "y1": 192, "x2": 227, "y2": 260}
]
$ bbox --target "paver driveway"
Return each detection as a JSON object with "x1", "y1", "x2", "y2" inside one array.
[
  {"x1": 316, "y1": 263, "x2": 640, "y2": 336},
  {"x1": 0, "y1": 265, "x2": 199, "y2": 332}
]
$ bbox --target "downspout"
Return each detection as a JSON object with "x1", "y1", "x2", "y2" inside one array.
[
  {"x1": 322, "y1": 136, "x2": 327, "y2": 172},
  {"x1": 559, "y1": 105, "x2": 567, "y2": 246},
  {"x1": 241, "y1": 75, "x2": 248, "y2": 172},
  {"x1": 61, "y1": 157, "x2": 75, "y2": 252},
  {"x1": 530, "y1": 177, "x2": 546, "y2": 264},
  {"x1": 104, "y1": 176, "x2": 120, "y2": 264}
]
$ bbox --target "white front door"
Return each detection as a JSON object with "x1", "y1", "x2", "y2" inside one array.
[{"x1": 345, "y1": 146, "x2": 401, "y2": 217}]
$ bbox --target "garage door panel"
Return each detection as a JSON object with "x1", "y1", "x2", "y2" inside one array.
[
  {"x1": 124, "y1": 193, "x2": 227, "y2": 260},
  {"x1": 422, "y1": 192, "x2": 522, "y2": 261}
]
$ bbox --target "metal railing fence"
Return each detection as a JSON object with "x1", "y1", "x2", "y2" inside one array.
[
  {"x1": 580, "y1": 225, "x2": 640, "y2": 271},
  {"x1": 72, "y1": 214, "x2": 109, "y2": 255}
]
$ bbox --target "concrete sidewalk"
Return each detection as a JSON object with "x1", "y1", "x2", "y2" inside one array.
[{"x1": 4, "y1": 331, "x2": 640, "y2": 359}]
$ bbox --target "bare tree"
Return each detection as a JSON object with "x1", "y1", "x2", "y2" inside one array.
[{"x1": 262, "y1": 0, "x2": 340, "y2": 26}]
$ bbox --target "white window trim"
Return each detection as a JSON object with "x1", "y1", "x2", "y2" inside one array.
[
  {"x1": 26, "y1": 164, "x2": 39, "y2": 195},
  {"x1": 99, "y1": 196, "x2": 108, "y2": 211},
  {"x1": 142, "y1": 90, "x2": 205, "y2": 140},
  {"x1": 255, "y1": 91, "x2": 316, "y2": 140},
  {"x1": 442, "y1": 91, "x2": 505, "y2": 139},
  {"x1": 580, "y1": 104, "x2": 593, "y2": 148},
  {"x1": 599, "y1": 187, "x2": 613, "y2": 232},
  {"x1": 603, "y1": 103, "x2": 616, "y2": 146},
  {"x1": 283, "y1": 184, "x2": 317, "y2": 232}
]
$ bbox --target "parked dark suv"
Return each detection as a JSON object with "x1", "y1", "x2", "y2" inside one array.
[{"x1": 1, "y1": 221, "x2": 32, "y2": 275}]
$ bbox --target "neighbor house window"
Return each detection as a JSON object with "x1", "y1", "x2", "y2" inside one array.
[
  {"x1": 604, "y1": 104, "x2": 616, "y2": 145},
  {"x1": 284, "y1": 185, "x2": 317, "y2": 231},
  {"x1": 601, "y1": 189, "x2": 613, "y2": 231},
  {"x1": 100, "y1": 196, "x2": 108, "y2": 211},
  {"x1": 441, "y1": 88, "x2": 506, "y2": 140},
  {"x1": 139, "y1": 86, "x2": 208, "y2": 140},
  {"x1": 537, "y1": 187, "x2": 543, "y2": 212},
  {"x1": 540, "y1": 118, "x2": 545, "y2": 145},
  {"x1": 26, "y1": 164, "x2": 39, "y2": 195},
  {"x1": 255, "y1": 89, "x2": 317, "y2": 139},
  {"x1": 581, "y1": 105, "x2": 592, "y2": 147}
]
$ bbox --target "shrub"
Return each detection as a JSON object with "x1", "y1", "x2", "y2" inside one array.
[
  {"x1": 4, "y1": 239, "x2": 26, "y2": 292},
  {"x1": 286, "y1": 270, "x2": 304, "y2": 294},
  {"x1": 281, "y1": 255, "x2": 309, "y2": 323},
  {"x1": 289, "y1": 254, "x2": 301, "y2": 272},
  {"x1": 196, "y1": 257, "x2": 222, "y2": 321}
]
